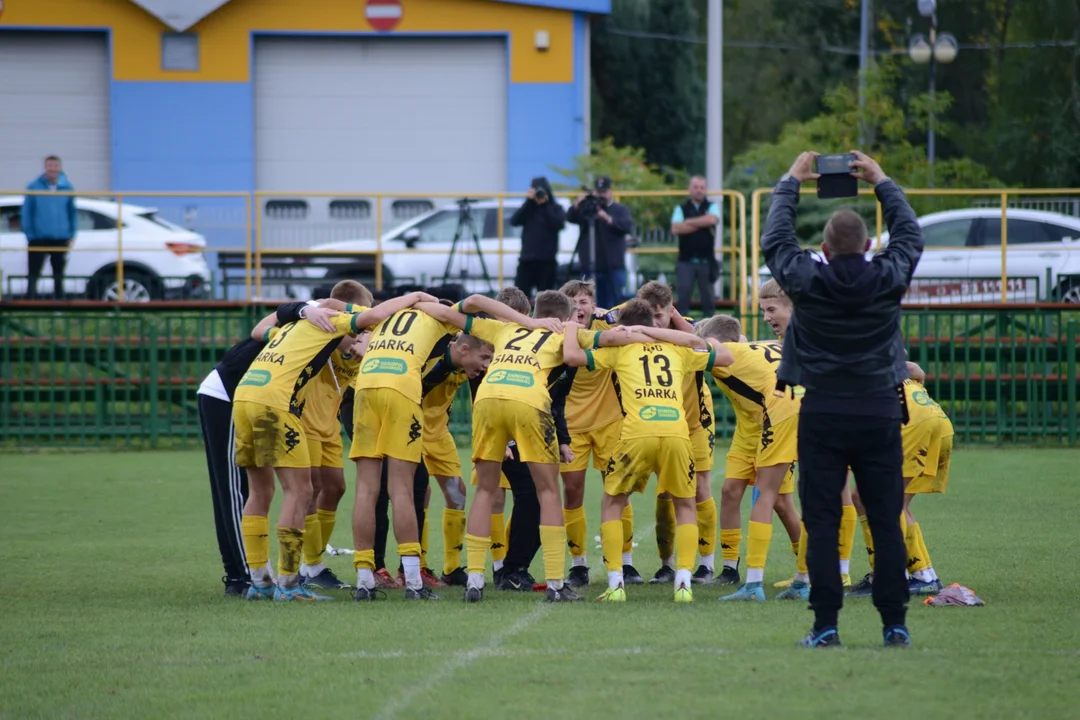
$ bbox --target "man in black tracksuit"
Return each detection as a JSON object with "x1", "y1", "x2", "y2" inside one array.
[
  {"x1": 198, "y1": 301, "x2": 337, "y2": 595},
  {"x1": 761, "y1": 151, "x2": 923, "y2": 648},
  {"x1": 511, "y1": 176, "x2": 566, "y2": 297}
]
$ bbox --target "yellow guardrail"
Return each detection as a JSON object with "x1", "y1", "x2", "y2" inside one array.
[
  {"x1": 0, "y1": 190, "x2": 250, "y2": 302},
  {"x1": 749, "y1": 186, "x2": 1080, "y2": 317},
  {"x1": 252, "y1": 189, "x2": 748, "y2": 307}
]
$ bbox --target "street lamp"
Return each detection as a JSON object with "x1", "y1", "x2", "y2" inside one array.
[{"x1": 907, "y1": 0, "x2": 958, "y2": 187}]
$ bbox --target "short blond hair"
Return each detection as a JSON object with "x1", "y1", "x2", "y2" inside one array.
[
  {"x1": 559, "y1": 279, "x2": 595, "y2": 300},
  {"x1": 759, "y1": 279, "x2": 789, "y2": 303},
  {"x1": 495, "y1": 286, "x2": 531, "y2": 315},
  {"x1": 534, "y1": 289, "x2": 573, "y2": 320},
  {"x1": 637, "y1": 280, "x2": 673, "y2": 309},
  {"x1": 331, "y1": 280, "x2": 373, "y2": 307},
  {"x1": 694, "y1": 315, "x2": 741, "y2": 343}
]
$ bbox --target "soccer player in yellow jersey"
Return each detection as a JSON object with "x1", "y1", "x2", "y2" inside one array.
[
  {"x1": 419, "y1": 328, "x2": 494, "y2": 586},
  {"x1": 849, "y1": 361, "x2": 949, "y2": 597},
  {"x1": 459, "y1": 290, "x2": 640, "y2": 603},
  {"x1": 350, "y1": 293, "x2": 548, "y2": 601},
  {"x1": 760, "y1": 279, "x2": 859, "y2": 589},
  {"x1": 234, "y1": 289, "x2": 426, "y2": 601},
  {"x1": 295, "y1": 283, "x2": 374, "y2": 590},
  {"x1": 694, "y1": 315, "x2": 805, "y2": 601},
  {"x1": 557, "y1": 279, "x2": 630, "y2": 588},
  {"x1": 607, "y1": 281, "x2": 714, "y2": 586},
  {"x1": 564, "y1": 299, "x2": 734, "y2": 603},
  {"x1": 701, "y1": 318, "x2": 802, "y2": 588}
]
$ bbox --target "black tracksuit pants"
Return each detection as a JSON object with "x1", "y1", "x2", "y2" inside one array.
[
  {"x1": 198, "y1": 393, "x2": 250, "y2": 582},
  {"x1": 502, "y1": 451, "x2": 541, "y2": 573},
  {"x1": 797, "y1": 412, "x2": 909, "y2": 630}
]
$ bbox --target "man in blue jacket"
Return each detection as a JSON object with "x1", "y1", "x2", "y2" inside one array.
[
  {"x1": 761, "y1": 150, "x2": 924, "y2": 649},
  {"x1": 23, "y1": 155, "x2": 77, "y2": 300}
]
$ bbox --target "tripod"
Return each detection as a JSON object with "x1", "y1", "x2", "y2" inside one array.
[
  {"x1": 443, "y1": 198, "x2": 493, "y2": 292},
  {"x1": 567, "y1": 214, "x2": 618, "y2": 308}
]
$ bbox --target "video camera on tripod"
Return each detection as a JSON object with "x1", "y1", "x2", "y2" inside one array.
[
  {"x1": 575, "y1": 185, "x2": 603, "y2": 220},
  {"x1": 441, "y1": 197, "x2": 493, "y2": 292}
]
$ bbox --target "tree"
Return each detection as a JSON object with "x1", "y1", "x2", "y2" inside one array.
[
  {"x1": 592, "y1": 0, "x2": 706, "y2": 173},
  {"x1": 727, "y1": 61, "x2": 1005, "y2": 244}
]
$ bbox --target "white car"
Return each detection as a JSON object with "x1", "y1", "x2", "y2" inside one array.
[
  {"x1": 0, "y1": 196, "x2": 211, "y2": 301},
  {"x1": 290, "y1": 198, "x2": 638, "y2": 297},
  {"x1": 755, "y1": 208, "x2": 1080, "y2": 303}
]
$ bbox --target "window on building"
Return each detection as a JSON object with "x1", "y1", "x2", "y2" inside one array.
[
  {"x1": 264, "y1": 200, "x2": 309, "y2": 220},
  {"x1": 162, "y1": 33, "x2": 199, "y2": 72},
  {"x1": 329, "y1": 200, "x2": 371, "y2": 220}
]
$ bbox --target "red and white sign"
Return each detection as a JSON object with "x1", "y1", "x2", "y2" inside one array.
[{"x1": 366, "y1": 0, "x2": 402, "y2": 32}]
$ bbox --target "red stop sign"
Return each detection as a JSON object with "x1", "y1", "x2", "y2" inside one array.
[{"x1": 366, "y1": 0, "x2": 402, "y2": 32}]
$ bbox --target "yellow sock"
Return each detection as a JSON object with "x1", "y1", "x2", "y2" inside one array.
[
  {"x1": 796, "y1": 523, "x2": 808, "y2": 575},
  {"x1": 504, "y1": 514, "x2": 512, "y2": 543},
  {"x1": 859, "y1": 514, "x2": 875, "y2": 570},
  {"x1": 621, "y1": 503, "x2": 634, "y2": 553},
  {"x1": 420, "y1": 514, "x2": 430, "y2": 568},
  {"x1": 838, "y1": 504, "x2": 857, "y2": 561},
  {"x1": 601, "y1": 520, "x2": 623, "y2": 573},
  {"x1": 675, "y1": 523, "x2": 698, "y2": 572},
  {"x1": 695, "y1": 498, "x2": 717, "y2": 559},
  {"x1": 398, "y1": 541, "x2": 421, "y2": 559},
  {"x1": 276, "y1": 526, "x2": 303, "y2": 578},
  {"x1": 302, "y1": 513, "x2": 322, "y2": 567},
  {"x1": 746, "y1": 520, "x2": 772, "y2": 571},
  {"x1": 906, "y1": 522, "x2": 931, "y2": 572},
  {"x1": 914, "y1": 522, "x2": 934, "y2": 570},
  {"x1": 490, "y1": 513, "x2": 507, "y2": 562},
  {"x1": 241, "y1": 515, "x2": 270, "y2": 571},
  {"x1": 719, "y1": 528, "x2": 742, "y2": 563},
  {"x1": 465, "y1": 534, "x2": 489, "y2": 575},
  {"x1": 655, "y1": 496, "x2": 676, "y2": 561},
  {"x1": 353, "y1": 548, "x2": 375, "y2": 572},
  {"x1": 539, "y1": 525, "x2": 566, "y2": 582},
  {"x1": 316, "y1": 509, "x2": 336, "y2": 551},
  {"x1": 564, "y1": 506, "x2": 587, "y2": 558},
  {"x1": 442, "y1": 508, "x2": 466, "y2": 574},
  {"x1": 790, "y1": 540, "x2": 800, "y2": 557}
]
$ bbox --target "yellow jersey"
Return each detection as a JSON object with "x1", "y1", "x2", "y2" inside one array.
[
  {"x1": 300, "y1": 348, "x2": 362, "y2": 441},
  {"x1": 564, "y1": 314, "x2": 623, "y2": 433},
  {"x1": 903, "y1": 379, "x2": 948, "y2": 430},
  {"x1": 420, "y1": 345, "x2": 470, "y2": 435},
  {"x1": 710, "y1": 341, "x2": 801, "y2": 427},
  {"x1": 585, "y1": 342, "x2": 716, "y2": 440},
  {"x1": 354, "y1": 308, "x2": 461, "y2": 405},
  {"x1": 683, "y1": 368, "x2": 713, "y2": 434},
  {"x1": 473, "y1": 321, "x2": 598, "y2": 415},
  {"x1": 235, "y1": 311, "x2": 369, "y2": 416}
]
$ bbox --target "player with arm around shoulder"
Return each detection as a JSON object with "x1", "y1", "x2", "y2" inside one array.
[{"x1": 564, "y1": 298, "x2": 734, "y2": 604}]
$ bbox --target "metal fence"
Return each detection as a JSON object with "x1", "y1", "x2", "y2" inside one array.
[
  {"x1": 7, "y1": 186, "x2": 1080, "y2": 312},
  {"x1": 2, "y1": 304, "x2": 1078, "y2": 450}
]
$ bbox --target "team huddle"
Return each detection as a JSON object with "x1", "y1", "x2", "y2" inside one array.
[{"x1": 207, "y1": 276, "x2": 953, "y2": 604}]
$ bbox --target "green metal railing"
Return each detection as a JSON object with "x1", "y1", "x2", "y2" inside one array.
[{"x1": 2, "y1": 305, "x2": 1079, "y2": 449}]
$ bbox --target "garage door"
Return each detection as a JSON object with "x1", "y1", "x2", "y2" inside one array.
[
  {"x1": 0, "y1": 32, "x2": 112, "y2": 193},
  {"x1": 254, "y1": 36, "x2": 507, "y2": 193}
]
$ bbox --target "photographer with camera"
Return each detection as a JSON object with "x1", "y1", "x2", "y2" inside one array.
[
  {"x1": 510, "y1": 176, "x2": 566, "y2": 296},
  {"x1": 671, "y1": 175, "x2": 721, "y2": 317},
  {"x1": 566, "y1": 176, "x2": 633, "y2": 309},
  {"x1": 761, "y1": 150, "x2": 923, "y2": 649}
]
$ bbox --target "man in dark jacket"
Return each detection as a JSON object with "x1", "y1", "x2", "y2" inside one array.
[
  {"x1": 511, "y1": 176, "x2": 566, "y2": 297},
  {"x1": 566, "y1": 177, "x2": 634, "y2": 310},
  {"x1": 23, "y1": 155, "x2": 77, "y2": 300},
  {"x1": 761, "y1": 150, "x2": 924, "y2": 649}
]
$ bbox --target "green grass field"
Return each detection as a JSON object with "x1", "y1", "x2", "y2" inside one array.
[{"x1": 2, "y1": 448, "x2": 1079, "y2": 719}]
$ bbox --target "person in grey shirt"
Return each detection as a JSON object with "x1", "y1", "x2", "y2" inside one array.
[{"x1": 670, "y1": 175, "x2": 720, "y2": 317}]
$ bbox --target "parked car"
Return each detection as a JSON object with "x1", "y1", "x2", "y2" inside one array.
[
  {"x1": 288, "y1": 198, "x2": 639, "y2": 298},
  {"x1": 0, "y1": 197, "x2": 211, "y2": 301},
  {"x1": 755, "y1": 208, "x2": 1080, "y2": 303}
]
